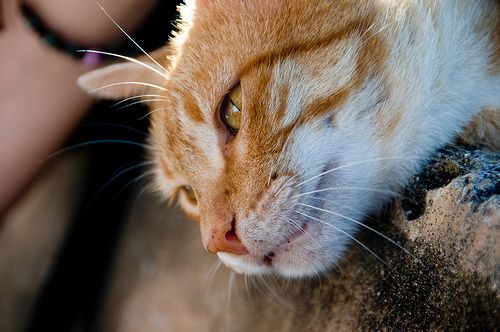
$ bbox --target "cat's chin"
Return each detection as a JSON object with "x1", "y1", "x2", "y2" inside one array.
[
  {"x1": 217, "y1": 224, "x2": 333, "y2": 278},
  {"x1": 217, "y1": 252, "x2": 275, "y2": 276},
  {"x1": 217, "y1": 251, "x2": 330, "y2": 278}
]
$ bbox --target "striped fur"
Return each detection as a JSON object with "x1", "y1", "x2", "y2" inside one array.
[{"x1": 80, "y1": 0, "x2": 499, "y2": 277}]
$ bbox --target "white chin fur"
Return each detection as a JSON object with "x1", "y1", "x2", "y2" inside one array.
[
  {"x1": 217, "y1": 252, "x2": 273, "y2": 275},
  {"x1": 217, "y1": 252, "x2": 330, "y2": 278}
]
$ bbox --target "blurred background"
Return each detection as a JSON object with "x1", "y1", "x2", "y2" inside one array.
[{"x1": 0, "y1": 1, "x2": 189, "y2": 331}]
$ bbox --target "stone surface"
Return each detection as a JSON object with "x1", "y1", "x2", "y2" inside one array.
[{"x1": 101, "y1": 145, "x2": 499, "y2": 331}]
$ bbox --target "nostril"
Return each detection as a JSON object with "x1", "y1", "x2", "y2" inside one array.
[
  {"x1": 225, "y1": 219, "x2": 239, "y2": 241},
  {"x1": 205, "y1": 216, "x2": 248, "y2": 255},
  {"x1": 225, "y1": 229, "x2": 238, "y2": 241}
]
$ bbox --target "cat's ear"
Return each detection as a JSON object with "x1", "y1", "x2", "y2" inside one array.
[{"x1": 78, "y1": 47, "x2": 170, "y2": 100}]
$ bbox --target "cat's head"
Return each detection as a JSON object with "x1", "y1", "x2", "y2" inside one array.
[{"x1": 80, "y1": 0, "x2": 417, "y2": 277}]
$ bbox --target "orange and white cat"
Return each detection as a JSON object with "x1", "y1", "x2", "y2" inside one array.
[{"x1": 79, "y1": 0, "x2": 500, "y2": 277}]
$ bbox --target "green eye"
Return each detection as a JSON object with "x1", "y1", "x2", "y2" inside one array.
[
  {"x1": 182, "y1": 185, "x2": 197, "y2": 204},
  {"x1": 220, "y1": 83, "x2": 242, "y2": 134}
]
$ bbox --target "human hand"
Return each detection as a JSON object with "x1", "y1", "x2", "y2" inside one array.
[{"x1": 0, "y1": 0, "x2": 157, "y2": 215}]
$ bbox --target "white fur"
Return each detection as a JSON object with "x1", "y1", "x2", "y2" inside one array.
[
  {"x1": 216, "y1": 0, "x2": 499, "y2": 277},
  {"x1": 81, "y1": 0, "x2": 499, "y2": 278}
]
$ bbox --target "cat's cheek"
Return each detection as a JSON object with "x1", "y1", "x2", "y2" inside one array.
[{"x1": 268, "y1": 229, "x2": 334, "y2": 277}]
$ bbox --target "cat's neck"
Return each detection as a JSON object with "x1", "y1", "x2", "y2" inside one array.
[{"x1": 372, "y1": 0, "x2": 499, "y2": 186}]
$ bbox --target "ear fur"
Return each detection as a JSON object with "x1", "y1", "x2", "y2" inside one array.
[{"x1": 78, "y1": 47, "x2": 170, "y2": 100}]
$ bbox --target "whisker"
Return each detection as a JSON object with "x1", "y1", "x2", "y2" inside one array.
[
  {"x1": 116, "y1": 98, "x2": 168, "y2": 110},
  {"x1": 82, "y1": 123, "x2": 147, "y2": 136},
  {"x1": 273, "y1": 150, "x2": 334, "y2": 197},
  {"x1": 294, "y1": 157, "x2": 420, "y2": 189},
  {"x1": 294, "y1": 210, "x2": 389, "y2": 267},
  {"x1": 84, "y1": 162, "x2": 152, "y2": 209},
  {"x1": 297, "y1": 203, "x2": 415, "y2": 259},
  {"x1": 77, "y1": 50, "x2": 168, "y2": 79},
  {"x1": 205, "y1": 259, "x2": 223, "y2": 291},
  {"x1": 243, "y1": 275, "x2": 255, "y2": 308},
  {"x1": 359, "y1": 17, "x2": 397, "y2": 49},
  {"x1": 43, "y1": 139, "x2": 147, "y2": 162},
  {"x1": 273, "y1": 172, "x2": 299, "y2": 197},
  {"x1": 113, "y1": 170, "x2": 154, "y2": 199},
  {"x1": 226, "y1": 271, "x2": 236, "y2": 331},
  {"x1": 308, "y1": 196, "x2": 378, "y2": 222},
  {"x1": 130, "y1": 185, "x2": 151, "y2": 212},
  {"x1": 307, "y1": 192, "x2": 418, "y2": 212},
  {"x1": 259, "y1": 276, "x2": 292, "y2": 309},
  {"x1": 139, "y1": 107, "x2": 170, "y2": 120},
  {"x1": 292, "y1": 186, "x2": 403, "y2": 200},
  {"x1": 88, "y1": 81, "x2": 167, "y2": 94},
  {"x1": 277, "y1": 216, "x2": 314, "y2": 242},
  {"x1": 276, "y1": 157, "x2": 383, "y2": 199},
  {"x1": 251, "y1": 276, "x2": 264, "y2": 300},
  {"x1": 248, "y1": 275, "x2": 260, "y2": 298},
  {"x1": 111, "y1": 94, "x2": 169, "y2": 108},
  {"x1": 96, "y1": 3, "x2": 168, "y2": 74},
  {"x1": 113, "y1": 160, "x2": 153, "y2": 174}
]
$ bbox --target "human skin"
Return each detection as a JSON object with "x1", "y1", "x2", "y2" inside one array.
[{"x1": 0, "y1": 0, "x2": 156, "y2": 216}]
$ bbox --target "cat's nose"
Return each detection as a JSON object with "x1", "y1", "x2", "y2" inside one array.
[{"x1": 202, "y1": 217, "x2": 248, "y2": 255}]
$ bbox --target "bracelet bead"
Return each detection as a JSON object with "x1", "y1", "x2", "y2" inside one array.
[{"x1": 21, "y1": 3, "x2": 103, "y2": 66}]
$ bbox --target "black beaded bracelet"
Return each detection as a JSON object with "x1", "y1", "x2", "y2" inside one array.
[{"x1": 21, "y1": 3, "x2": 102, "y2": 66}]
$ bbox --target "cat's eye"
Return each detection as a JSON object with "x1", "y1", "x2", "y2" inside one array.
[
  {"x1": 220, "y1": 83, "x2": 242, "y2": 134},
  {"x1": 182, "y1": 185, "x2": 197, "y2": 204}
]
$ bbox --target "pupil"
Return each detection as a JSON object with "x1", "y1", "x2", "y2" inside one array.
[{"x1": 220, "y1": 97, "x2": 240, "y2": 134}]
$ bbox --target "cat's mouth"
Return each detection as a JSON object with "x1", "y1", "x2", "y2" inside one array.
[
  {"x1": 217, "y1": 164, "x2": 338, "y2": 276},
  {"x1": 262, "y1": 221, "x2": 309, "y2": 266},
  {"x1": 217, "y1": 219, "x2": 317, "y2": 276}
]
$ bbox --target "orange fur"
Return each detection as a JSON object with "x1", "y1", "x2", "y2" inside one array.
[
  {"x1": 79, "y1": 0, "x2": 500, "y2": 277},
  {"x1": 459, "y1": 108, "x2": 500, "y2": 150}
]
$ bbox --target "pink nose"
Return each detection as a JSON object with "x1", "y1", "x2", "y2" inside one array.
[{"x1": 204, "y1": 218, "x2": 248, "y2": 255}]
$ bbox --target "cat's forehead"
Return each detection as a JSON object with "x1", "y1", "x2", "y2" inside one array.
[
  {"x1": 149, "y1": 0, "x2": 384, "y2": 184},
  {"x1": 171, "y1": 0, "x2": 377, "y2": 86}
]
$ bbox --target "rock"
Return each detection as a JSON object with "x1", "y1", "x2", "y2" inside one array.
[{"x1": 101, "y1": 145, "x2": 499, "y2": 331}]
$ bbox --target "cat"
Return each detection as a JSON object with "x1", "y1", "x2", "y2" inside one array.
[{"x1": 79, "y1": 0, "x2": 500, "y2": 278}]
